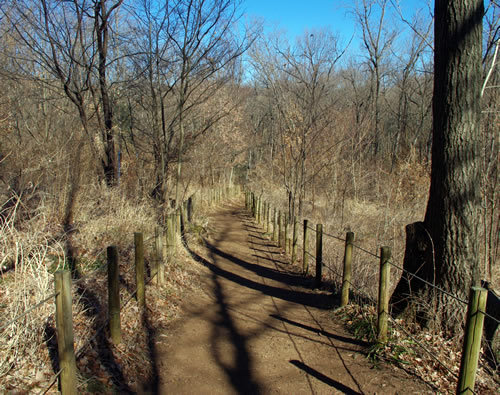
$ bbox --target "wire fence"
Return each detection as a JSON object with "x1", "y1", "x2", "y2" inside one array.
[
  {"x1": 245, "y1": 190, "x2": 496, "y2": 393},
  {"x1": 0, "y1": 292, "x2": 59, "y2": 333},
  {"x1": 386, "y1": 260, "x2": 469, "y2": 307},
  {"x1": 302, "y1": 214, "x2": 471, "y2": 308},
  {"x1": 1, "y1": 187, "x2": 234, "y2": 392}
]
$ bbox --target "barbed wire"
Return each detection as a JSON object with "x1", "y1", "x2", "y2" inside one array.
[
  {"x1": 303, "y1": 249, "x2": 316, "y2": 260},
  {"x1": 387, "y1": 261, "x2": 469, "y2": 307},
  {"x1": 121, "y1": 271, "x2": 158, "y2": 310},
  {"x1": 0, "y1": 292, "x2": 59, "y2": 332},
  {"x1": 482, "y1": 310, "x2": 500, "y2": 325},
  {"x1": 306, "y1": 224, "x2": 316, "y2": 233}
]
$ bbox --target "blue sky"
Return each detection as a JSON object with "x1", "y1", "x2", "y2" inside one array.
[
  {"x1": 241, "y1": 0, "x2": 431, "y2": 53},
  {"x1": 242, "y1": 0, "x2": 355, "y2": 41}
]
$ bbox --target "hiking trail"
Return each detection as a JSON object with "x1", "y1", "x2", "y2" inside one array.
[{"x1": 154, "y1": 201, "x2": 430, "y2": 394}]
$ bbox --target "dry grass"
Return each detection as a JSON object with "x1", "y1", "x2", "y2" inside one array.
[
  {"x1": 0, "y1": 195, "x2": 66, "y2": 391},
  {"x1": 336, "y1": 304, "x2": 499, "y2": 394},
  {"x1": 0, "y1": 183, "x2": 221, "y2": 392},
  {"x1": 247, "y1": 159, "x2": 499, "y2": 393},
  {"x1": 249, "y1": 159, "x2": 430, "y2": 301}
]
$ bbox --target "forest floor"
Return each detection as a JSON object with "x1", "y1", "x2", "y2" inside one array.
[{"x1": 151, "y1": 201, "x2": 433, "y2": 394}]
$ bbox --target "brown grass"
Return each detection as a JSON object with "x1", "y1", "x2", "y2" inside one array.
[{"x1": 0, "y1": 183, "x2": 221, "y2": 392}]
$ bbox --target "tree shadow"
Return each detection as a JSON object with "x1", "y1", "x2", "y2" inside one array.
[
  {"x1": 43, "y1": 322, "x2": 59, "y2": 385},
  {"x1": 289, "y1": 360, "x2": 361, "y2": 394},
  {"x1": 140, "y1": 307, "x2": 160, "y2": 394},
  {"x1": 270, "y1": 314, "x2": 369, "y2": 347},
  {"x1": 187, "y1": 241, "x2": 335, "y2": 310},
  {"x1": 208, "y1": 266, "x2": 262, "y2": 394},
  {"x1": 74, "y1": 284, "x2": 134, "y2": 393}
]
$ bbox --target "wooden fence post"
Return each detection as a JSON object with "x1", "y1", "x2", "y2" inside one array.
[
  {"x1": 257, "y1": 197, "x2": 261, "y2": 224},
  {"x1": 188, "y1": 195, "x2": 194, "y2": 222},
  {"x1": 266, "y1": 203, "x2": 271, "y2": 233},
  {"x1": 107, "y1": 246, "x2": 121, "y2": 344},
  {"x1": 278, "y1": 211, "x2": 283, "y2": 248},
  {"x1": 284, "y1": 220, "x2": 289, "y2": 254},
  {"x1": 186, "y1": 197, "x2": 192, "y2": 223},
  {"x1": 176, "y1": 210, "x2": 181, "y2": 236},
  {"x1": 457, "y1": 287, "x2": 488, "y2": 394},
  {"x1": 303, "y1": 219, "x2": 309, "y2": 274},
  {"x1": 272, "y1": 208, "x2": 277, "y2": 242},
  {"x1": 341, "y1": 232, "x2": 355, "y2": 307},
  {"x1": 160, "y1": 229, "x2": 167, "y2": 283},
  {"x1": 134, "y1": 233, "x2": 145, "y2": 307},
  {"x1": 54, "y1": 270, "x2": 77, "y2": 395},
  {"x1": 153, "y1": 227, "x2": 161, "y2": 284},
  {"x1": 377, "y1": 246, "x2": 391, "y2": 343},
  {"x1": 315, "y1": 224, "x2": 323, "y2": 288},
  {"x1": 169, "y1": 214, "x2": 177, "y2": 253},
  {"x1": 292, "y1": 217, "x2": 298, "y2": 263}
]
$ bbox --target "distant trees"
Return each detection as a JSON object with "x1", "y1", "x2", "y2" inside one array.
[
  {"x1": 352, "y1": 0, "x2": 396, "y2": 158},
  {"x1": 124, "y1": 0, "x2": 253, "y2": 205},
  {"x1": 0, "y1": 0, "x2": 253, "y2": 212},
  {"x1": 249, "y1": 30, "x2": 345, "y2": 219}
]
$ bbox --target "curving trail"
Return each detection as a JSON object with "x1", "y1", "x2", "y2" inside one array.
[{"x1": 155, "y1": 201, "x2": 430, "y2": 394}]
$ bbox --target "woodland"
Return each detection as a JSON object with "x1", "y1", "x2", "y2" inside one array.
[{"x1": 0, "y1": 0, "x2": 498, "y2": 392}]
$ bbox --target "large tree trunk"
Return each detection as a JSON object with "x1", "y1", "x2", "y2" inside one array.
[{"x1": 391, "y1": 0, "x2": 483, "y2": 334}]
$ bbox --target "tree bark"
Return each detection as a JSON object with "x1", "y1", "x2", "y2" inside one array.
[
  {"x1": 95, "y1": 0, "x2": 119, "y2": 186},
  {"x1": 391, "y1": 0, "x2": 483, "y2": 334}
]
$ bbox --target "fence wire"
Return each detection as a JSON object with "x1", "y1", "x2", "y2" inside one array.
[
  {"x1": 248, "y1": 192, "x2": 494, "y2": 393},
  {"x1": 388, "y1": 316, "x2": 460, "y2": 380},
  {"x1": 39, "y1": 368, "x2": 63, "y2": 395},
  {"x1": 0, "y1": 292, "x2": 59, "y2": 333},
  {"x1": 387, "y1": 260, "x2": 469, "y2": 307},
  {"x1": 351, "y1": 243, "x2": 381, "y2": 259}
]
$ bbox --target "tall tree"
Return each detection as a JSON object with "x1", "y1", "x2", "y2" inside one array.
[
  {"x1": 391, "y1": 0, "x2": 484, "y2": 334},
  {"x1": 353, "y1": 0, "x2": 397, "y2": 158},
  {"x1": 1, "y1": 0, "x2": 123, "y2": 187}
]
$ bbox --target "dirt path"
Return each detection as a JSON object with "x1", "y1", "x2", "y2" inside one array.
[{"x1": 155, "y1": 202, "x2": 430, "y2": 394}]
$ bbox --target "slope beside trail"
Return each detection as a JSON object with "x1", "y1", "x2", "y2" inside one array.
[{"x1": 154, "y1": 201, "x2": 431, "y2": 394}]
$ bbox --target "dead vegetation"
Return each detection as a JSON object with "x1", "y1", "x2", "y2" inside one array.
[{"x1": 0, "y1": 186, "x2": 215, "y2": 392}]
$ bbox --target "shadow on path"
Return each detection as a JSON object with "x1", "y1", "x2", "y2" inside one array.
[
  {"x1": 270, "y1": 314, "x2": 369, "y2": 347},
  {"x1": 290, "y1": 360, "x2": 362, "y2": 394}
]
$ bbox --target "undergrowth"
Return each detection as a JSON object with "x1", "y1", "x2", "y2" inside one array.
[
  {"x1": 0, "y1": 184, "x2": 216, "y2": 392},
  {"x1": 334, "y1": 304, "x2": 499, "y2": 394}
]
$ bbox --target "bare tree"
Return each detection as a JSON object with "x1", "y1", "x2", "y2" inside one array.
[
  {"x1": 1, "y1": 0, "x2": 124, "y2": 187},
  {"x1": 250, "y1": 29, "x2": 345, "y2": 220},
  {"x1": 352, "y1": 0, "x2": 397, "y2": 158},
  {"x1": 125, "y1": 0, "x2": 254, "y2": 205}
]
